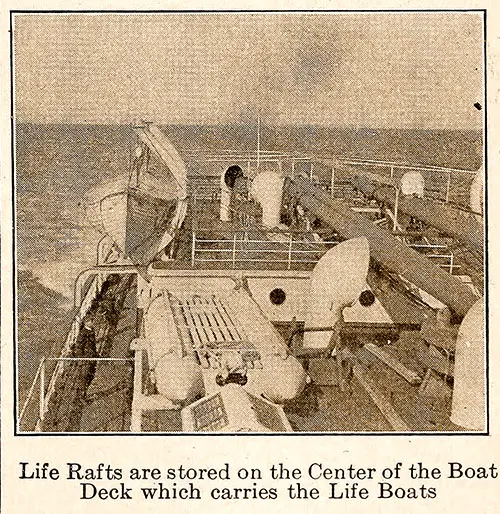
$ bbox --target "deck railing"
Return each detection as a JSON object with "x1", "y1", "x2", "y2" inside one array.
[
  {"x1": 191, "y1": 231, "x2": 338, "y2": 270},
  {"x1": 19, "y1": 273, "x2": 114, "y2": 431},
  {"x1": 190, "y1": 231, "x2": 458, "y2": 274},
  {"x1": 407, "y1": 243, "x2": 459, "y2": 274},
  {"x1": 186, "y1": 153, "x2": 478, "y2": 210},
  {"x1": 309, "y1": 157, "x2": 477, "y2": 208}
]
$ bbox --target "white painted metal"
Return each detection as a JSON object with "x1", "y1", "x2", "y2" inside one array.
[
  {"x1": 401, "y1": 171, "x2": 425, "y2": 197},
  {"x1": 250, "y1": 171, "x2": 284, "y2": 228},
  {"x1": 451, "y1": 298, "x2": 485, "y2": 430},
  {"x1": 220, "y1": 171, "x2": 232, "y2": 222},
  {"x1": 303, "y1": 238, "x2": 370, "y2": 350}
]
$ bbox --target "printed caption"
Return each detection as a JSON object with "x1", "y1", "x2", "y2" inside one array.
[{"x1": 19, "y1": 461, "x2": 498, "y2": 501}]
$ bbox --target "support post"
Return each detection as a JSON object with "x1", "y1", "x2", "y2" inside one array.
[
  {"x1": 257, "y1": 115, "x2": 261, "y2": 168},
  {"x1": 39, "y1": 357, "x2": 46, "y2": 422},
  {"x1": 330, "y1": 167, "x2": 335, "y2": 197},
  {"x1": 130, "y1": 350, "x2": 143, "y2": 432},
  {"x1": 393, "y1": 187, "x2": 400, "y2": 233},
  {"x1": 232, "y1": 233, "x2": 237, "y2": 268},
  {"x1": 287, "y1": 233, "x2": 294, "y2": 269},
  {"x1": 445, "y1": 171, "x2": 452, "y2": 203},
  {"x1": 191, "y1": 232, "x2": 196, "y2": 267}
]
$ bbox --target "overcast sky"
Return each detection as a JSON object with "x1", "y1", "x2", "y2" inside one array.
[{"x1": 13, "y1": 12, "x2": 484, "y2": 129}]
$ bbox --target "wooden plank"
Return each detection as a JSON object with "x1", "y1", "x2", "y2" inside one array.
[
  {"x1": 176, "y1": 298, "x2": 204, "y2": 350},
  {"x1": 163, "y1": 294, "x2": 192, "y2": 353},
  {"x1": 174, "y1": 297, "x2": 211, "y2": 368},
  {"x1": 420, "y1": 320, "x2": 457, "y2": 353},
  {"x1": 416, "y1": 345, "x2": 454, "y2": 378},
  {"x1": 188, "y1": 297, "x2": 217, "y2": 344},
  {"x1": 308, "y1": 358, "x2": 339, "y2": 386},
  {"x1": 213, "y1": 297, "x2": 243, "y2": 341},
  {"x1": 184, "y1": 299, "x2": 211, "y2": 345},
  {"x1": 364, "y1": 343, "x2": 422, "y2": 385},
  {"x1": 208, "y1": 296, "x2": 233, "y2": 341},
  {"x1": 201, "y1": 298, "x2": 227, "y2": 342},
  {"x1": 418, "y1": 369, "x2": 452, "y2": 399},
  {"x1": 353, "y1": 364, "x2": 410, "y2": 432},
  {"x1": 192, "y1": 296, "x2": 221, "y2": 343}
]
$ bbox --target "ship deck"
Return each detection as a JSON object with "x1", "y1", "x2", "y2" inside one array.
[
  {"x1": 149, "y1": 197, "x2": 430, "y2": 328},
  {"x1": 20, "y1": 179, "x2": 477, "y2": 433}
]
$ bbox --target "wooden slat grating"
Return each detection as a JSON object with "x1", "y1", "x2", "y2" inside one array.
[{"x1": 162, "y1": 290, "x2": 261, "y2": 369}]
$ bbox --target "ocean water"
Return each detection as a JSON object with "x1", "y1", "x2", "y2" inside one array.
[{"x1": 15, "y1": 123, "x2": 482, "y2": 398}]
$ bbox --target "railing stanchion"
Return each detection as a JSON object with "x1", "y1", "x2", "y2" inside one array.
[
  {"x1": 232, "y1": 233, "x2": 237, "y2": 269},
  {"x1": 287, "y1": 234, "x2": 294, "y2": 270},
  {"x1": 445, "y1": 170, "x2": 452, "y2": 203},
  {"x1": 393, "y1": 187, "x2": 400, "y2": 232},
  {"x1": 39, "y1": 357, "x2": 46, "y2": 422},
  {"x1": 191, "y1": 232, "x2": 196, "y2": 267},
  {"x1": 19, "y1": 358, "x2": 44, "y2": 424}
]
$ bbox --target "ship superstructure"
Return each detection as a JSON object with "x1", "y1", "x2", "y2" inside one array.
[{"x1": 18, "y1": 124, "x2": 485, "y2": 433}]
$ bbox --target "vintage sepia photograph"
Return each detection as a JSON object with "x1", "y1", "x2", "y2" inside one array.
[{"x1": 13, "y1": 11, "x2": 486, "y2": 434}]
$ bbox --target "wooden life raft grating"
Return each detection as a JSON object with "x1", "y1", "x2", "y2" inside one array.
[{"x1": 165, "y1": 292, "x2": 262, "y2": 369}]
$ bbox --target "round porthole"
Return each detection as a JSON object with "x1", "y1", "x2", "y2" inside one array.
[
  {"x1": 269, "y1": 288, "x2": 286, "y2": 305},
  {"x1": 359, "y1": 290, "x2": 376, "y2": 307}
]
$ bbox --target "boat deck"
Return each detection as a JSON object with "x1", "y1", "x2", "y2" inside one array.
[{"x1": 152, "y1": 198, "x2": 338, "y2": 272}]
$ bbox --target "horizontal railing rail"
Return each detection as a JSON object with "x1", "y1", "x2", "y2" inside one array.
[
  {"x1": 191, "y1": 231, "x2": 458, "y2": 274},
  {"x1": 191, "y1": 232, "x2": 336, "y2": 270},
  {"x1": 185, "y1": 151, "x2": 478, "y2": 209}
]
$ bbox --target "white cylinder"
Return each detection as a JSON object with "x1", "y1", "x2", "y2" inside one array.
[
  {"x1": 220, "y1": 187, "x2": 231, "y2": 222},
  {"x1": 155, "y1": 353, "x2": 204, "y2": 403},
  {"x1": 257, "y1": 353, "x2": 307, "y2": 403},
  {"x1": 451, "y1": 297, "x2": 485, "y2": 430},
  {"x1": 250, "y1": 171, "x2": 284, "y2": 228}
]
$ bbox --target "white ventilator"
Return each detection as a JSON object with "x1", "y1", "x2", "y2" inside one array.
[
  {"x1": 450, "y1": 297, "x2": 485, "y2": 431},
  {"x1": 303, "y1": 237, "x2": 370, "y2": 350},
  {"x1": 401, "y1": 171, "x2": 425, "y2": 197},
  {"x1": 250, "y1": 171, "x2": 284, "y2": 228}
]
